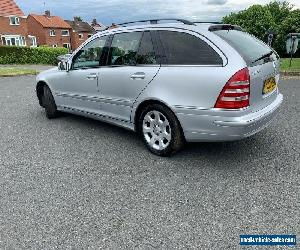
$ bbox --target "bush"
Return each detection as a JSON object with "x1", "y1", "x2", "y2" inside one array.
[{"x1": 0, "y1": 46, "x2": 69, "y2": 65}]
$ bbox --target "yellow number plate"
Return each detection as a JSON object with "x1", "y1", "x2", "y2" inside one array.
[{"x1": 263, "y1": 77, "x2": 277, "y2": 95}]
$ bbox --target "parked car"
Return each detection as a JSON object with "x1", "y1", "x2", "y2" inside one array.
[{"x1": 36, "y1": 19, "x2": 283, "y2": 156}]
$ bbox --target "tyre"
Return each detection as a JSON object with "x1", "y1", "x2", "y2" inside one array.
[
  {"x1": 42, "y1": 85, "x2": 59, "y2": 119},
  {"x1": 139, "y1": 104, "x2": 184, "y2": 156}
]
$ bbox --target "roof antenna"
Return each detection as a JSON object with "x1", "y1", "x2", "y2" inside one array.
[{"x1": 43, "y1": 1, "x2": 46, "y2": 13}]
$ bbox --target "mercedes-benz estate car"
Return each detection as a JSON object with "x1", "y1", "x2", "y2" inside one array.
[{"x1": 36, "y1": 19, "x2": 283, "y2": 156}]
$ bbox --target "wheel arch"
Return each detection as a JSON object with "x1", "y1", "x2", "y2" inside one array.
[{"x1": 133, "y1": 98, "x2": 183, "y2": 134}]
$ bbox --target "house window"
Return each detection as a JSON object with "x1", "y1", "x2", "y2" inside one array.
[
  {"x1": 63, "y1": 43, "x2": 70, "y2": 49},
  {"x1": 50, "y1": 30, "x2": 56, "y2": 36},
  {"x1": 28, "y1": 35, "x2": 37, "y2": 47},
  {"x1": 78, "y1": 33, "x2": 84, "y2": 39},
  {"x1": 9, "y1": 16, "x2": 20, "y2": 25},
  {"x1": 1, "y1": 35, "x2": 26, "y2": 46},
  {"x1": 88, "y1": 34, "x2": 93, "y2": 38},
  {"x1": 52, "y1": 44, "x2": 58, "y2": 48},
  {"x1": 61, "y1": 30, "x2": 69, "y2": 36}
]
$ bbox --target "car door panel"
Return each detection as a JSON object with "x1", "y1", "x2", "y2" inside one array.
[
  {"x1": 54, "y1": 69, "x2": 100, "y2": 112},
  {"x1": 98, "y1": 66, "x2": 159, "y2": 121},
  {"x1": 97, "y1": 31, "x2": 160, "y2": 122},
  {"x1": 54, "y1": 36, "x2": 108, "y2": 113}
]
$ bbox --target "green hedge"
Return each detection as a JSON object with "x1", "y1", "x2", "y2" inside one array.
[{"x1": 0, "y1": 46, "x2": 69, "y2": 65}]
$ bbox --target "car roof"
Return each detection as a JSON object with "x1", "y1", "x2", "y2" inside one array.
[{"x1": 97, "y1": 22, "x2": 215, "y2": 36}]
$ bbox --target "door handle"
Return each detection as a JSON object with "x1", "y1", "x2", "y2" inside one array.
[
  {"x1": 131, "y1": 72, "x2": 145, "y2": 80},
  {"x1": 86, "y1": 73, "x2": 98, "y2": 80}
]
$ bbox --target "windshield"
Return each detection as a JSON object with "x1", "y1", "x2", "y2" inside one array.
[{"x1": 212, "y1": 29, "x2": 273, "y2": 66}]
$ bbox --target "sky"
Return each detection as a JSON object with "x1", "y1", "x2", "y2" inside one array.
[{"x1": 15, "y1": 0, "x2": 300, "y2": 25}]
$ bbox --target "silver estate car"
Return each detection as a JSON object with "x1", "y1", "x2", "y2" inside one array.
[{"x1": 36, "y1": 19, "x2": 283, "y2": 156}]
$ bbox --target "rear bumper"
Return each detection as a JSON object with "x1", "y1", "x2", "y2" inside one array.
[{"x1": 176, "y1": 93, "x2": 283, "y2": 142}]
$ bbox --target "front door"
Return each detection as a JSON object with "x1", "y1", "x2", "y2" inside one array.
[
  {"x1": 54, "y1": 36, "x2": 108, "y2": 113},
  {"x1": 98, "y1": 31, "x2": 160, "y2": 122}
]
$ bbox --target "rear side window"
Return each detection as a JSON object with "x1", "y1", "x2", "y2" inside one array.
[
  {"x1": 136, "y1": 31, "x2": 157, "y2": 65},
  {"x1": 158, "y1": 31, "x2": 222, "y2": 65},
  {"x1": 212, "y1": 30, "x2": 272, "y2": 66},
  {"x1": 107, "y1": 32, "x2": 142, "y2": 66}
]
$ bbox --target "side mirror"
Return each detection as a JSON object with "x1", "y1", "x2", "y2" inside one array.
[
  {"x1": 58, "y1": 61, "x2": 66, "y2": 70},
  {"x1": 58, "y1": 60, "x2": 71, "y2": 72}
]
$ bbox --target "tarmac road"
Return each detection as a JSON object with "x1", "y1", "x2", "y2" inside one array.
[{"x1": 0, "y1": 76, "x2": 299, "y2": 249}]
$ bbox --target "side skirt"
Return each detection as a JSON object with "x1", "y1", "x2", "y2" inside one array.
[{"x1": 57, "y1": 105, "x2": 135, "y2": 131}]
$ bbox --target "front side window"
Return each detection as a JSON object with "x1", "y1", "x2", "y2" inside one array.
[
  {"x1": 20, "y1": 36, "x2": 26, "y2": 46},
  {"x1": 158, "y1": 31, "x2": 222, "y2": 65},
  {"x1": 50, "y1": 30, "x2": 56, "y2": 36},
  {"x1": 61, "y1": 30, "x2": 69, "y2": 36},
  {"x1": 1, "y1": 36, "x2": 25, "y2": 46},
  {"x1": 72, "y1": 36, "x2": 107, "y2": 69},
  {"x1": 9, "y1": 16, "x2": 20, "y2": 25},
  {"x1": 107, "y1": 32, "x2": 142, "y2": 66},
  {"x1": 29, "y1": 36, "x2": 37, "y2": 47},
  {"x1": 63, "y1": 43, "x2": 70, "y2": 49}
]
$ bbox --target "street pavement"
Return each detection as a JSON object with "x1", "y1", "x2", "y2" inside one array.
[{"x1": 0, "y1": 76, "x2": 299, "y2": 249}]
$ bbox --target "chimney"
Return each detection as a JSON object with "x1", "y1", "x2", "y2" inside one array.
[
  {"x1": 91, "y1": 18, "x2": 97, "y2": 26},
  {"x1": 45, "y1": 10, "x2": 51, "y2": 18}
]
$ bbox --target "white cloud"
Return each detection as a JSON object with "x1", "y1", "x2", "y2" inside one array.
[{"x1": 16, "y1": 0, "x2": 300, "y2": 24}]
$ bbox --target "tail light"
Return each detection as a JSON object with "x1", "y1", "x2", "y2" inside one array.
[{"x1": 214, "y1": 68, "x2": 250, "y2": 109}]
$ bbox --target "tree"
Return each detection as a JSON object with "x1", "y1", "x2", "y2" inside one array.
[
  {"x1": 223, "y1": 5, "x2": 275, "y2": 41},
  {"x1": 266, "y1": 1, "x2": 293, "y2": 25},
  {"x1": 74, "y1": 16, "x2": 82, "y2": 21},
  {"x1": 276, "y1": 10, "x2": 300, "y2": 56},
  {"x1": 222, "y1": 1, "x2": 300, "y2": 57}
]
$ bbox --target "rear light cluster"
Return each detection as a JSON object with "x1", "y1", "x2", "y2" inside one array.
[{"x1": 214, "y1": 68, "x2": 250, "y2": 109}]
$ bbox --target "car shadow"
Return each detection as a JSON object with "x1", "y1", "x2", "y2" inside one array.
[{"x1": 59, "y1": 112, "x2": 273, "y2": 163}]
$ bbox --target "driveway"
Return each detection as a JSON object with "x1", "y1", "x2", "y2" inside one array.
[{"x1": 0, "y1": 76, "x2": 299, "y2": 249}]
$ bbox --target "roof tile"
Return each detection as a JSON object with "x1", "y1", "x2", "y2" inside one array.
[
  {"x1": 0, "y1": 0, "x2": 24, "y2": 16},
  {"x1": 29, "y1": 14, "x2": 71, "y2": 29}
]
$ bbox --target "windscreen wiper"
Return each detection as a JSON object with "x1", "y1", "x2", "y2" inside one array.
[{"x1": 252, "y1": 51, "x2": 273, "y2": 64}]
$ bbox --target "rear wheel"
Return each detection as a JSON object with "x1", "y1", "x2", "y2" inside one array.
[
  {"x1": 42, "y1": 85, "x2": 59, "y2": 119},
  {"x1": 139, "y1": 104, "x2": 184, "y2": 156}
]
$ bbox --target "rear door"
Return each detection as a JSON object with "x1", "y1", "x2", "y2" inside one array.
[
  {"x1": 97, "y1": 31, "x2": 160, "y2": 122},
  {"x1": 212, "y1": 29, "x2": 280, "y2": 111}
]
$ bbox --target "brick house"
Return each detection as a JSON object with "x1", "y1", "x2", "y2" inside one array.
[
  {"x1": 90, "y1": 18, "x2": 106, "y2": 32},
  {"x1": 65, "y1": 17, "x2": 95, "y2": 50},
  {"x1": 27, "y1": 11, "x2": 72, "y2": 50},
  {"x1": 0, "y1": 0, "x2": 37, "y2": 47}
]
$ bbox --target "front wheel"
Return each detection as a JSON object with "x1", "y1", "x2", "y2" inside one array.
[
  {"x1": 139, "y1": 104, "x2": 184, "y2": 156},
  {"x1": 42, "y1": 85, "x2": 59, "y2": 119}
]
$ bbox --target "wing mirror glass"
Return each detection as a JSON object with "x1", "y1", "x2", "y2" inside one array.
[
  {"x1": 58, "y1": 61, "x2": 66, "y2": 70},
  {"x1": 58, "y1": 60, "x2": 71, "y2": 72}
]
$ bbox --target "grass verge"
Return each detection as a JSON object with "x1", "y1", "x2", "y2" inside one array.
[
  {"x1": 0, "y1": 67, "x2": 39, "y2": 76},
  {"x1": 281, "y1": 58, "x2": 300, "y2": 72}
]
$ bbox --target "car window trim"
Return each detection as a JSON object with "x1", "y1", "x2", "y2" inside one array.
[
  {"x1": 71, "y1": 35, "x2": 108, "y2": 70},
  {"x1": 106, "y1": 31, "x2": 144, "y2": 67},
  {"x1": 117, "y1": 27, "x2": 227, "y2": 66},
  {"x1": 157, "y1": 30, "x2": 223, "y2": 66}
]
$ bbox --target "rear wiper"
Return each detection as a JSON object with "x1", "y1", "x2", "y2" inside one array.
[{"x1": 252, "y1": 51, "x2": 273, "y2": 64}]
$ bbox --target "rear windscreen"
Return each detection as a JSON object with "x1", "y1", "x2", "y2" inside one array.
[{"x1": 212, "y1": 30, "x2": 273, "y2": 66}]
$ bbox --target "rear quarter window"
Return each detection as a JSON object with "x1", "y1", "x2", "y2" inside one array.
[
  {"x1": 158, "y1": 31, "x2": 223, "y2": 65},
  {"x1": 212, "y1": 30, "x2": 273, "y2": 66}
]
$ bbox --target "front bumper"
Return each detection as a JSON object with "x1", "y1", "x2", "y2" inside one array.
[{"x1": 176, "y1": 93, "x2": 283, "y2": 142}]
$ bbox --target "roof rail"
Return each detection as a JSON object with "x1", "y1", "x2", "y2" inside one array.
[
  {"x1": 194, "y1": 21, "x2": 222, "y2": 24},
  {"x1": 105, "y1": 18, "x2": 196, "y2": 30}
]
